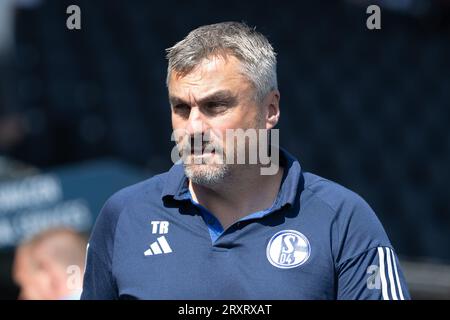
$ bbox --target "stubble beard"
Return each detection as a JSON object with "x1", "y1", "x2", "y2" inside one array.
[
  {"x1": 179, "y1": 138, "x2": 231, "y2": 187},
  {"x1": 184, "y1": 161, "x2": 230, "y2": 186}
]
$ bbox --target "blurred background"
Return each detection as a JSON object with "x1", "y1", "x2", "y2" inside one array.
[{"x1": 0, "y1": 0, "x2": 449, "y2": 299}]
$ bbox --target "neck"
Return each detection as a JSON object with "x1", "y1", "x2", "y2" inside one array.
[{"x1": 189, "y1": 164, "x2": 284, "y2": 229}]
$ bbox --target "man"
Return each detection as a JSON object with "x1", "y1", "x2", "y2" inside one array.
[
  {"x1": 13, "y1": 228, "x2": 87, "y2": 300},
  {"x1": 81, "y1": 22, "x2": 410, "y2": 300}
]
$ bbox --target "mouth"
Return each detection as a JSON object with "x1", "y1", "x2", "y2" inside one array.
[
  {"x1": 190, "y1": 149, "x2": 216, "y2": 156},
  {"x1": 182, "y1": 144, "x2": 224, "y2": 166},
  {"x1": 189, "y1": 144, "x2": 217, "y2": 155}
]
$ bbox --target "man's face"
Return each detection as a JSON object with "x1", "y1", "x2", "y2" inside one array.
[{"x1": 168, "y1": 55, "x2": 267, "y2": 185}]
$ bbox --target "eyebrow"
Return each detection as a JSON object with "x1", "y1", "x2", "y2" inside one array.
[{"x1": 169, "y1": 90, "x2": 238, "y2": 107}]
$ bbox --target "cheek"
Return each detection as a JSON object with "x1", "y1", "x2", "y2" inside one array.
[
  {"x1": 205, "y1": 121, "x2": 227, "y2": 142},
  {"x1": 171, "y1": 113, "x2": 181, "y2": 129},
  {"x1": 229, "y1": 103, "x2": 261, "y2": 128},
  {"x1": 171, "y1": 117, "x2": 186, "y2": 140}
]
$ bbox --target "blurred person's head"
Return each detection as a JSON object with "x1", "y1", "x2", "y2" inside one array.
[
  {"x1": 13, "y1": 228, "x2": 87, "y2": 300},
  {"x1": 12, "y1": 241, "x2": 52, "y2": 300}
]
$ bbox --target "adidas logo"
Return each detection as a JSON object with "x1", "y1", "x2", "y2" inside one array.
[{"x1": 144, "y1": 236, "x2": 173, "y2": 256}]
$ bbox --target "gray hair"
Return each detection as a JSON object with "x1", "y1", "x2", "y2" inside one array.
[{"x1": 165, "y1": 21, "x2": 278, "y2": 102}]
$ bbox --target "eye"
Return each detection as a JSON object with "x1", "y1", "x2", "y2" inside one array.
[
  {"x1": 172, "y1": 104, "x2": 191, "y2": 117},
  {"x1": 203, "y1": 102, "x2": 227, "y2": 115},
  {"x1": 208, "y1": 101, "x2": 228, "y2": 108}
]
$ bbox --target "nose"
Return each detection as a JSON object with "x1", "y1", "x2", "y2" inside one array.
[{"x1": 185, "y1": 106, "x2": 207, "y2": 136}]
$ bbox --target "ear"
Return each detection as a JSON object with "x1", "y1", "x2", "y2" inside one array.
[{"x1": 265, "y1": 90, "x2": 280, "y2": 130}]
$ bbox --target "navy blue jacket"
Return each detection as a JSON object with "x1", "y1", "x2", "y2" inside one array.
[{"x1": 81, "y1": 149, "x2": 410, "y2": 300}]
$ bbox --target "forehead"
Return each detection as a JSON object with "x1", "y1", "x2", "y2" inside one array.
[{"x1": 168, "y1": 55, "x2": 252, "y2": 100}]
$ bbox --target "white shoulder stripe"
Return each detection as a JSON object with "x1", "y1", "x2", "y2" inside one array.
[
  {"x1": 389, "y1": 248, "x2": 405, "y2": 300},
  {"x1": 377, "y1": 247, "x2": 389, "y2": 300},
  {"x1": 385, "y1": 247, "x2": 398, "y2": 300}
]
